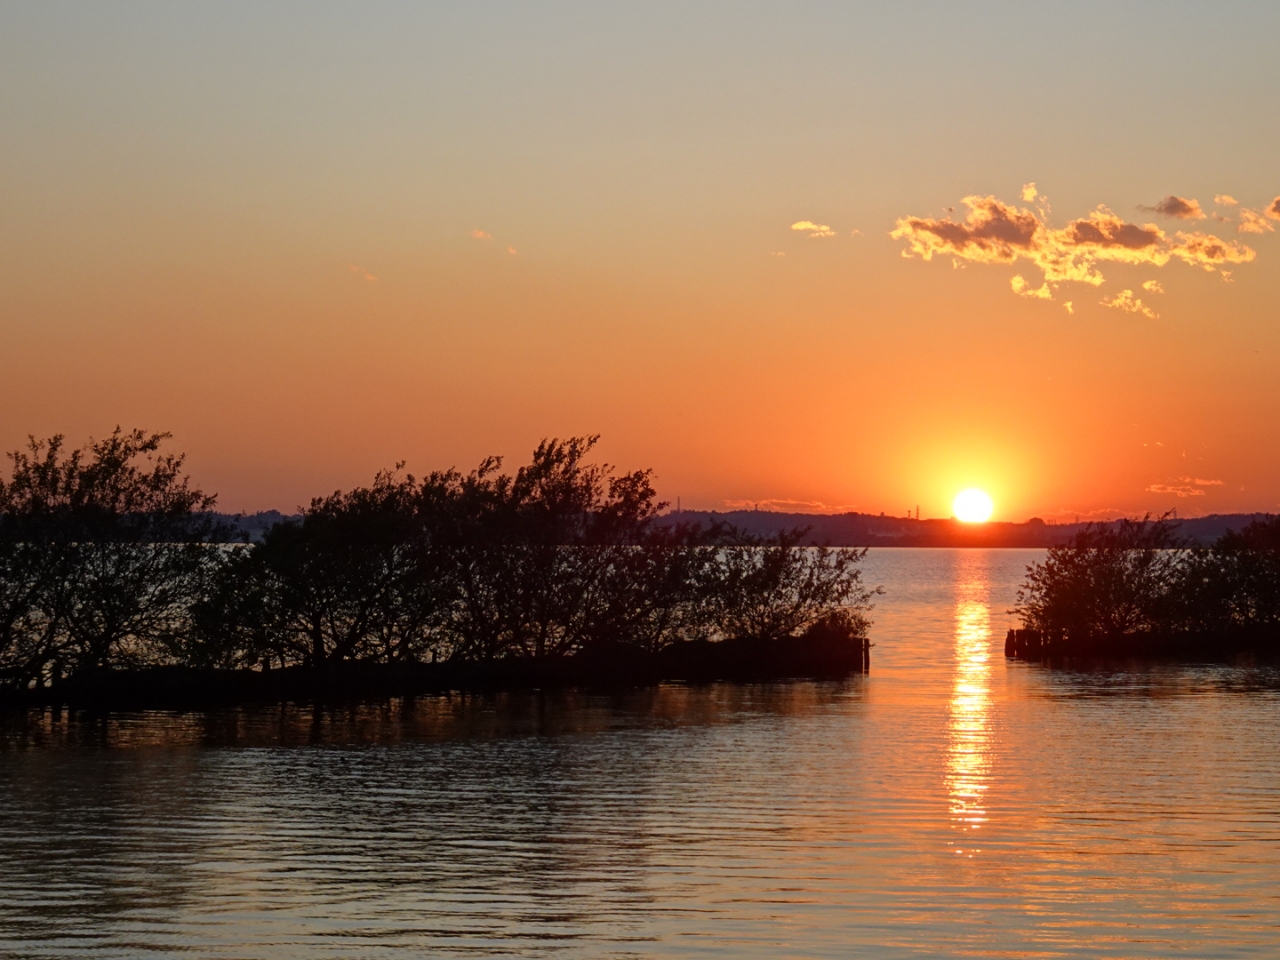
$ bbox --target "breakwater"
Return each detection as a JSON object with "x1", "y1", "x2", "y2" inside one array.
[
  {"x1": 8, "y1": 633, "x2": 871, "y2": 710},
  {"x1": 1004, "y1": 627, "x2": 1278, "y2": 662}
]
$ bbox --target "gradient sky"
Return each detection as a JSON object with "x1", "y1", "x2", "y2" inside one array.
[{"x1": 2, "y1": 2, "x2": 1278, "y2": 519}]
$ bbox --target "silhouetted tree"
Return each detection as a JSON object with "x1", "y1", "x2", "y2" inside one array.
[
  {"x1": 1015, "y1": 515, "x2": 1185, "y2": 642},
  {"x1": 2, "y1": 429, "x2": 882, "y2": 691},
  {"x1": 197, "y1": 469, "x2": 451, "y2": 667},
  {"x1": 427, "y1": 437, "x2": 676, "y2": 660},
  {"x1": 708, "y1": 528, "x2": 876, "y2": 642},
  {"x1": 0, "y1": 429, "x2": 228, "y2": 685},
  {"x1": 0, "y1": 539, "x2": 64, "y2": 689},
  {"x1": 577, "y1": 520, "x2": 726, "y2": 652},
  {"x1": 1176, "y1": 516, "x2": 1280, "y2": 633}
]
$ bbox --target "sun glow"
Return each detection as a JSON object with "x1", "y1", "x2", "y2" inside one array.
[{"x1": 953, "y1": 489, "x2": 994, "y2": 523}]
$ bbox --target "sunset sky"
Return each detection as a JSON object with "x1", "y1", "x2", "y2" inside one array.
[{"x1": 2, "y1": 2, "x2": 1278, "y2": 520}]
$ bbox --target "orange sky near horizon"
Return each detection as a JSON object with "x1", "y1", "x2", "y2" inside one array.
[{"x1": 2, "y1": 3, "x2": 1278, "y2": 521}]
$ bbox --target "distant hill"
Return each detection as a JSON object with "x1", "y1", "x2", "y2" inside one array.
[
  {"x1": 654, "y1": 510, "x2": 1276, "y2": 548},
  {"x1": 215, "y1": 508, "x2": 1274, "y2": 547},
  {"x1": 214, "y1": 510, "x2": 298, "y2": 542}
]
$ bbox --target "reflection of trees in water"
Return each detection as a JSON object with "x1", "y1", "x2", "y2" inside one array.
[
  {"x1": 1034, "y1": 662, "x2": 1280, "y2": 698},
  {"x1": 1, "y1": 681, "x2": 861, "y2": 751},
  {"x1": 0, "y1": 681, "x2": 865, "y2": 953}
]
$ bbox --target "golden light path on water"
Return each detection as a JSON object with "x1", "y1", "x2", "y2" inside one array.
[{"x1": 947, "y1": 565, "x2": 994, "y2": 855}]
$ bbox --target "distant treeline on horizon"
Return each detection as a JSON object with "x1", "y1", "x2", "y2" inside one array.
[
  {"x1": 648, "y1": 509, "x2": 1273, "y2": 549},
  {"x1": 221, "y1": 508, "x2": 1272, "y2": 548}
]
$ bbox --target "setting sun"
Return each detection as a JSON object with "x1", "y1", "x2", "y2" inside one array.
[{"x1": 953, "y1": 489, "x2": 994, "y2": 523}]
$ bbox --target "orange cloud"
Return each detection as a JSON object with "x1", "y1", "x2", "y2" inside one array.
[
  {"x1": 1142, "y1": 279, "x2": 1164, "y2": 294},
  {"x1": 1265, "y1": 197, "x2": 1280, "y2": 221},
  {"x1": 1011, "y1": 275, "x2": 1052, "y2": 299},
  {"x1": 1147, "y1": 477, "x2": 1223, "y2": 497},
  {"x1": 791, "y1": 220, "x2": 835, "y2": 238},
  {"x1": 1141, "y1": 195, "x2": 1206, "y2": 220},
  {"x1": 1101, "y1": 289, "x2": 1158, "y2": 319},
  {"x1": 471, "y1": 229, "x2": 491, "y2": 240},
  {"x1": 1169, "y1": 231, "x2": 1256, "y2": 269},
  {"x1": 1021, "y1": 182, "x2": 1038, "y2": 202},
  {"x1": 891, "y1": 196, "x2": 1039, "y2": 264},
  {"x1": 1057, "y1": 208, "x2": 1166, "y2": 274},
  {"x1": 1148, "y1": 483, "x2": 1204, "y2": 497},
  {"x1": 1237, "y1": 209, "x2": 1275, "y2": 234},
  {"x1": 892, "y1": 192, "x2": 1257, "y2": 301},
  {"x1": 348, "y1": 265, "x2": 377, "y2": 282},
  {"x1": 1214, "y1": 194, "x2": 1239, "y2": 206},
  {"x1": 507, "y1": 246, "x2": 518, "y2": 255}
]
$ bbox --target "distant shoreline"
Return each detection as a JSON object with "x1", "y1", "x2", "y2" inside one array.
[
  {"x1": 651, "y1": 510, "x2": 1274, "y2": 549},
  {"x1": 219, "y1": 509, "x2": 1274, "y2": 548},
  {"x1": 1, "y1": 635, "x2": 870, "y2": 711}
]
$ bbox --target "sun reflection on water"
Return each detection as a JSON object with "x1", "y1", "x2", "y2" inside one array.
[{"x1": 947, "y1": 594, "x2": 993, "y2": 851}]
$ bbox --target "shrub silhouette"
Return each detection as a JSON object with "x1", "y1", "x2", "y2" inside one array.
[
  {"x1": 1, "y1": 429, "x2": 877, "y2": 693},
  {"x1": 708, "y1": 528, "x2": 875, "y2": 643},
  {"x1": 1015, "y1": 513, "x2": 1280, "y2": 656},
  {"x1": 1177, "y1": 516, "x2": 1280, "y2": 634},
  {"x1": 0, "y1": 429, "x2": 229, "y2": 687},
  {"x1": 1015, "y1": 515, "x2": 1185, "y2": 642}
]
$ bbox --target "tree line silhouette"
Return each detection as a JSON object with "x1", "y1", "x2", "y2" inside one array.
[
  {"x1": 0, "y1": 430, "x2": 875, "y2": 695},
  {"x1": 1011, "y1": 514, "x2": 1280, "y2": 659}
]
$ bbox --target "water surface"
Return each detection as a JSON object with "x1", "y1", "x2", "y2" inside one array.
[{"x1": 2, "y1": 549, "x2": 1278, "y2": 958}]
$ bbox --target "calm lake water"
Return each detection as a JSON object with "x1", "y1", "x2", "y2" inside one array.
[{"x1": 2, "y1": 548, "x2": 1279, "y2": 959}]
